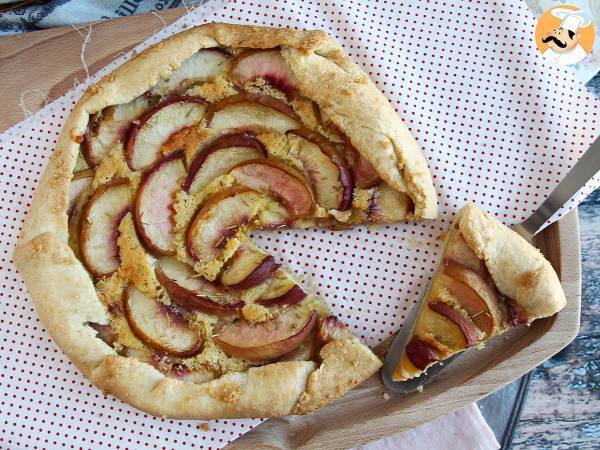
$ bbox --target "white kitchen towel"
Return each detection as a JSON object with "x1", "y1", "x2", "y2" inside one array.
[
  {"x1": 1, "y1": 0, "x2": 598, "y2": 449},
  {"x1": 357, "y1": 404, "x2": 499, "y2": 450}
]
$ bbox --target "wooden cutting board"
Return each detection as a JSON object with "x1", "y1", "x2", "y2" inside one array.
[
  {"x1": 0, "y1": 7, "x2": 185, "y2": 131},
  {"x1": 0, "y1": 10, "x2": 582, "y2": 449}
]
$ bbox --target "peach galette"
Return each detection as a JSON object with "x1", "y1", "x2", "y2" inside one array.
[
  {"x1": 13, "y1": 24, "x2": 437, "y2": 419},
  {"x1": 393, "y1": 204, "x2": 566, "y2": 382}
]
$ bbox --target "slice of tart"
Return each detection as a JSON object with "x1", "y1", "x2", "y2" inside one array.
[{"x1": 393, "y1": 204, "x2": 567, "y2": 382}]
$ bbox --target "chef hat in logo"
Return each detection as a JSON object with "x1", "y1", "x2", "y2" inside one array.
[{"x1": 551, "y1": 8, "x2": 592, "y2": 33}]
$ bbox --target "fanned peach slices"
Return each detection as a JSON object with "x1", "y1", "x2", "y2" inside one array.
[{"x1": 65, "y1": 42, "x2": 436, "y2": 398}]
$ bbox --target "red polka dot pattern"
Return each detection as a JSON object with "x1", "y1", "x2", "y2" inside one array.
[{"x1": 1, "y1": 1, "x2": 599, "y2": 449}]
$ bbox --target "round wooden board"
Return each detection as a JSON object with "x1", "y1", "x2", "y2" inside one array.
[{"x1": 0, "y1": 12, "x2": 582, "y2": 449}]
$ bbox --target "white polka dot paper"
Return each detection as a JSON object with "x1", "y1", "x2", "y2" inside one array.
[{"x1": 1, "y1": 1, "x2": 599, "y2": 449}]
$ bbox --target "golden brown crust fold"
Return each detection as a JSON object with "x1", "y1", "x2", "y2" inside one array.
[
  {"x1": 457, "y1": 204, "x2": 566, "y2": 319},
  {"x1": 12, "y1": 232, "x2": 114, "y2": 376},
  {"x1": 92, "y1": 356, "x2": 316, "y2": 419},
  {"x1": 294, "y1": 338, "x2": 382, "y2": 414},
  {"x1": 281, "y1": 47, "x2": 437, "y2": 219}
]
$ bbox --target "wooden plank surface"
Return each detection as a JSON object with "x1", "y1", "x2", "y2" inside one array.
[
  {"x1": 0, "y1": 11, "x2": 584, "y2": 449},
  {"x1": 512, "y1": 191, "x2": 599, "y2": 449},
  {"x1": 0, "y1": 7, "x2": 185, "y2": 131}
]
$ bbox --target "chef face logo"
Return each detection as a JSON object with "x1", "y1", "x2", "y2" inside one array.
[
  {"x1": 542, "y1": 27, "x2": 580, "y2": 52},
  {"x1": 535, "y1": 5, "x2": 595, "y2": 66}
]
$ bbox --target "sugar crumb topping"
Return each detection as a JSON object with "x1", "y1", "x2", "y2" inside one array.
[
  {"x1": 92, "y1": 144, "x2": 140, "y2": 191},
  {"x1": 352, "y1": 188, "x2": 372, "y2": 211},
  {"x1": 186, "y1": 75, "x2": 237, "y2": 103},
  {"x1": 242, "y1": 303, "x2": 272, "y2": 323},
  {"x1": 117, "y1": 213, "x2": 162, "y2": 299},
  {"x1": 96, "y1": 272, "x2": 126, "y2": 308},
  {"x1": 245, "y1": 78, "x2": 287, "y2": 101}
]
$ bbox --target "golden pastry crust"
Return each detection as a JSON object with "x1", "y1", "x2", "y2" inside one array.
[
  {"x1": 91, "y1": 355, "x2": 317, "y2": 419},
  {"x1": 294, "y1": 338, "x2": 382, "y2": 414},
  {"x1": 12, "y1": 23, "x2": 399, "y2": 419},
  {"x1": 457, "y1": 204, "x2": 566, "y2": 319},
  {"x1": 13, "y1": 233, "x2": 115, "y2": 377}
]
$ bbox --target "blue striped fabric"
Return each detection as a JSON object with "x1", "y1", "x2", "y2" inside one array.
[{"x1": 0, "y1": 0, "x2": 191, "y2": 35}]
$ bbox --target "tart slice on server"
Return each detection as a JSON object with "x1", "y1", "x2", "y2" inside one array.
[{"x1": 393, "y1": 204, "x2": 567, "y2": 382}]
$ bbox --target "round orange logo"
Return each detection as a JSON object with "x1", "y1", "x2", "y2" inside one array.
[{"x1": 535, "y1": 5, "x2": 595, "y2": 66}]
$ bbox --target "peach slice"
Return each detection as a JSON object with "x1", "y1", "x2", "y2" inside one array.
[
  {"x1": 206, "y1": 92, "x2": 300, "y2": 134},
  {"x1": 83, "y1": 94, "x2": 156, "y2": 167},
  {"x1": 258, "y1": 284, "x2": 306, "y2": 307},
  {"x1": 230, "y1": 159, "x2": 314, "y2": 218},
  {"x1": 187, "y1": 188, "x2": 265, "y2": 263},
  {"x1": 135, "y1": 151, "x2": 186, "y2": 256},
  {"x1": 80, "y1": 178, "x2": 132, "y2": 278},
  {"x1": 126, "y1": 96, "x2": 206, "y2": 171},
  {"x1": 405, "y1": 336, "x2": 440, "y2": 371},
  {"x1": 288, "y1": 128, "x2": 354, "y2": 210},
  {"x1": 278, "y1": 334, "x2": 318, "y2": 362},
  {"x1": 428, "y1": 301, "x2": 478, "y2": 347},
  {"x1": 434, "y1": 274, "x2": 493, "y2": 338},
  {"x1": 418, "y1": 303, "x2": 470, "y2": 351},
  {"x1": 443, "y1": 260, "x2": 500, "y2": 323},
  {"x1": 68, "y1": 170, "x2": 95, "y2": 258},
  {"x1": 392, "y1": 352, "x2": 422, "y2": 381},
  {"x1": 183, "y1": 132, "x2": 266, "y2": 193},
  {"x1": 214, "y1": 309, "x2": 318, "y2": 361},
  {"x1": 156, "y1": 257, "x2": 243, "y2": 316},
  {"x1": 434, "y1": 273, "x2": 494, "y2": 337},
  {"x1": 256, "y1": 271, "x2": 307, "y2": 306},
  {"x1": 150, "y1": 49, "x2": 231, "y2": 96},
  {"x1": 230, "y1": 49, "x2": 298, "y2": 97},
  {"x1": 87, "y1": 322, "x2": 117, "y2": 346},
  {"x1": 258, "y1": 271, "x2": 296, "y2": 299},
  {"x1": 345, "y1": 144, "x2": 381, "y2": 189},
  {"x1": 68, "y1": 169, "x2": 93, "y2": 216},
  {"x1": 257, "y1": 199, "x2": 292, "y2": 230},
  {"x1": 124, "y1": 284, "x2": 203, "y2": 358},
  {"x1": 220, "y1": 246, "x2": 280, "y2": 289},
  {"x1": 368, "y1": 183, "x2": 413, "y2": 223}
]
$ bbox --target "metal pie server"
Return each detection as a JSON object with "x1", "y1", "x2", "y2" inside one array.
[{"x1": 382, "y1": 135, "x2": 600, "y2": 394}]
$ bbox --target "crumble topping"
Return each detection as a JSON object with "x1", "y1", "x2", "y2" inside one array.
[
  {"x1": 352, "y1": 187, "x2": 372, "y2": 211},
  {"x1": 245, "y1": 78, "x2": 288, "y2": 101},
  {"x1": 242, "y1": 303, "x2": 272, "y2": 323},
  {"x1": 117, "y1": 214, "x2": 162, "y2": 299},
  {"x1": 96, "y1": 272, "x2": 126, "y2": 308},
  {"x1": 186, "y1": 75, "x2": 237, "y2": 103},
  {"x1": 112, "y1": 312, "x2": 146, "y2": 350},
  {"x1": 92, "y1": 143, "x2": 140, "y2": 191}
]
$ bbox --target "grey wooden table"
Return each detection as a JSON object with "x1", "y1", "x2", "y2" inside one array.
[{"x1": 509, "y1": 188, "x2": 600, "y2": 449}]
